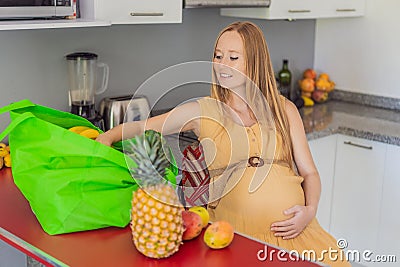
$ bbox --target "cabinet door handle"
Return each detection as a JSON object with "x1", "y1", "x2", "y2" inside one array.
[
  {"x1": 336, "y1": 8, "x2": 356, "y2": 12},
  {"x1": 130, "y1": 12, "x2": 164, "y2": 17},
  {"x1": 344, "y1": 141, "x2": 373, "y2": 150},
  {"x1": 288, "y1": 9, "x2": 311, "y2": 13}
]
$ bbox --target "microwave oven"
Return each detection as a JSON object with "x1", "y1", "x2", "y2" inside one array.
[{"x1": 0, "y1": 0, "x2": 74, "y2": 19}]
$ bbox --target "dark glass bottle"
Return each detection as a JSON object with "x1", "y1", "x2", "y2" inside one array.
[{"x1": 278, "y1": 59, "x2": 292, "y2": 99}]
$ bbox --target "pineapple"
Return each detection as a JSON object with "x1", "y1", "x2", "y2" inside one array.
[{"x1": 127, "y1": 130, "x2": 184, "y2": 259}]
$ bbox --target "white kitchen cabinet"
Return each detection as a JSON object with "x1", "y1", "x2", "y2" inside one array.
[
  {"x1": 220, "y1": 0, "x2": 365, "y2": 20},
  {"x1": 0, "y1": 19, "x2": 110, "y2": 31},
  {"x1": 0, "y1": 240, "x2": 26, "y2": 267},
  {"x1": 308, "y1": 134, "x2": 337, "y2": 232},
  {"x1": 0, "y1": 0, "x2": 182, "y2": 30},
  {"x1": 375, "y1": 144, "x2": 400, "y2": 266},
  {"x1": 330, "y1": 135, "x2": 386, "y2": 266},
  {"x1": 221, "y1": 0, "x2": 320, "y2": 20},
  {"x1": 90, "y1": 0, "x2": 182, "y2": 24},
  {"x1": 325, "y1": 0, "x2": 366, "y2": 18}
]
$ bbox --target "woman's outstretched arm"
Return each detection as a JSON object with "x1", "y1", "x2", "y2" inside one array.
[{"x1": 96, "y1": 101, "x2": 201, "y2": 146}]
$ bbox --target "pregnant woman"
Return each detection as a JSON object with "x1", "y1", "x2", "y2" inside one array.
[{"x1": 96, "y1": 21, "x2": 350, "y2": 266}]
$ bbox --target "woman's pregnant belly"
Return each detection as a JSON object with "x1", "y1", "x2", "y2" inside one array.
[{"x1": 212, "y1": 164, "x2": 305, "y2": 235}]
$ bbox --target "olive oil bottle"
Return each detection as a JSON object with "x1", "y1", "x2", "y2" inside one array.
[{"x1": 278, "y1": 59, "x2": 292, "y2": 99}]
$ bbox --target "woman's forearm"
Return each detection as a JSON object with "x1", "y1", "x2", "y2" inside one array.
[
  {"x1": 302, "y1": 172, "x2": 321, "y2": 215},
  {"x1": 96, "y1": 101, "x2": 201, "y2": 146},
  {"x1": 96, "y1": 121, "x2": 144, "y2": 146}
]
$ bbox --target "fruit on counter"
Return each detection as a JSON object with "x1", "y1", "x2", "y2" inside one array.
[
  {"x1": 316, "y1": 74, "x2": 335, "y2": 93},
  {"x1": 315, "y1": 78, "x2": 331, "y2": 91},
  {"x1": 319, "y1": 73, "x2": 330, "y2": 81},
  {"x1": 4, "y1": 154, "x2": 11, "y2": 168},
  {"x1": 303, "y1": 68, "x2": 317, "y2": 80},
  {"x1": 204, "y1": 221, "x2": 234, "y2": 249},
  {"x1": 0, "y1": 147, "x2": 8, "y2": 157},
  {"x1": 300, "y1": 68, "x2": 317, "y2": 93},
  {"x1": 189, "y1": 206, "x2": 210, "y2": 228},
  {"x1": 0, "y1": 143, "x2": 11, "y2": 169},
  {"x1": 299, "y1": 69, "x2": 335, "y2": 104},
  {"x1": 301, "y1": 96, "x2": 314, "y2": 107},
  {"x1": 68, "y1": 126, "x2": 100, "y2": 139},
  {"x1": 298, "y1": 78, "x2": 315, "y2": 93},
  {"x1": 129, "y1": 130, "x2": 184, "y2": 259},
  {"x1": 312, "y1": 89, "x2": 329, "y2": 103},
  {"x1": 79, "y1": 129, "x2": 100, "y2": 139},
  {"x1": 182, "y1": 210, "x2": 203, "y2": 240},
  {"x1": 68, "y1": 126, "x2": 92, "y2": 134}
]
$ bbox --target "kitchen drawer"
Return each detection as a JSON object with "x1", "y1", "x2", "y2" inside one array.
[
  {"x1": 220, "y1": 0, "x2": 365, "y2": 20},
  {"x1": 323, "y1": 0, "x2": 365, "y2": 18},
  {"x1": 266, "y1": 0, "x2": 320, "y2": 20},
  {"x1": 221, "y1": 0, "x2": 320, "y2": 20},
  {"x1": 94, "y1": 0, "x2": 182, "y2": 24}
]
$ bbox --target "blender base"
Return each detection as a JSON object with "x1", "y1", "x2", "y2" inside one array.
[
  {"x1": 88, "y1": 114, "x2": 105, "y2": 132},
  {"x1": 71, "y1": 104, "x2": 105, "y2": 131},
  {"x1": 71, "y1": 103, "x2": 95, "y2": 119}
]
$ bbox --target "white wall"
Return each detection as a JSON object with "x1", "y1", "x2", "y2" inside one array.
[
  {"x1": 314, "y1": 0, "x2": 399, "y2": 99},
  {"x1": 0, "y1": 9, "x2": 316, "y2": 134}
]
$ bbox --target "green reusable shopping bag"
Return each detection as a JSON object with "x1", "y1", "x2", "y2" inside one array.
[{"x1": 0, "y1": 99, "x2": 177, "y2": 235}]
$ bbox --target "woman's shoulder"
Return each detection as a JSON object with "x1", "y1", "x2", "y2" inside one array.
[
  {"x1": 283, "y1": 97, "x2": 297, "y2": 113},
  {"x1": 197, "y1": 96, "x2": 222, "y2": 115},
  {"x1": 277, "y1": 95, "x2": 296, "y2": 114},
  {"x1": 197, "y1": 96, "x2": 216, "y2": 105},
  {"x1": 282, "y1": 96, "x2": 303, "y2": 129}
]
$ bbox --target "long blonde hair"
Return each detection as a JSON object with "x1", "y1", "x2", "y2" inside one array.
[{"x1": 211, "y1": 21, "x2": 295, "y2": 168}]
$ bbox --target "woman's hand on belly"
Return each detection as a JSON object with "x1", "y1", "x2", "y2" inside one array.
[{"x1": 270, "y1": 205, "x2": 315, "y2": 239}]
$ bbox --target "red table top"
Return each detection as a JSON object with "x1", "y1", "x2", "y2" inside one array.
[{"x1": 0, "y1": 168, "x2": 320, "y2": 267}]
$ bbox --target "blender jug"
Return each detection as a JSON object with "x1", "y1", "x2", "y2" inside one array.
[{"x1": 66, "y1": 52, "x2": 109, "y2": 119}]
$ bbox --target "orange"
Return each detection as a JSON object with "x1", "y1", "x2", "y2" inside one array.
[
  {"x1": 316, "y1": 78, "x2": 331, "y2": 91},
  {"x1": 319, "y1": 73, "x2": 330, "y2": 81},
  {"x1": 299, "y1": 78, "x2": 315, "y2": 93}
]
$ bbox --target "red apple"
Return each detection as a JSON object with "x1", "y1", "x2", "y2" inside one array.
[
  {"x1": 312, "y1": 89, "x2": 328, "y2": 103},
  {"x1": 182, "y1": 210, "x2": 203, "y2": 240}
]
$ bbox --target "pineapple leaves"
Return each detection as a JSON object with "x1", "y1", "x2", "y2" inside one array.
[{"x1": 125, "y1": 130, "x2": 177, "y2": 187}]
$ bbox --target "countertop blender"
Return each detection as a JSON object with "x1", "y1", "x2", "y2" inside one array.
[{"x1": 66, "y1": 52, "x2": 109, "y2": 130}]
